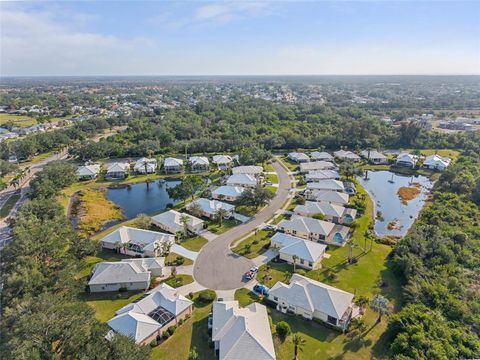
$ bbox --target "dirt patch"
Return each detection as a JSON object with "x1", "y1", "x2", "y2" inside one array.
[
  {"x1": 398, "y1": 183, "x2": 421, "y2": 204},
  {"x1": 387, "y1": 219, "x2": 402, "y2": 231}
]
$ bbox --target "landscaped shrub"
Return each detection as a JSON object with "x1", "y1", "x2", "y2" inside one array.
[
  {"x1": 118, "y1": 287, "x2": 128, "y2": 292},
  {"x1": 175, "y1": 256, "x2": 185, "y2": 266},
  {"x1": 167, "y1": 325, "x2": 177, "y2": 335},
  {"x1": 198, "y1": 289, "x2": 216, "y2": 303},
  {"x1": 295, "y1": 269, "x2": 306, "y2": 276},
  {"x1": 162, "y1": 332, "x2": 170, "y2": 340},
  {"x1": 150, "y1": 339, "x2": 158, "y2": 347},
  {"x1": 276, "y1": 321, "x2": 291, "y2": 339}
]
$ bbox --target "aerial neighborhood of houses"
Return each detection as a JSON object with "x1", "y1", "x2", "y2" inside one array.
[{"x1": 74, "y1": 148, "x2": 452, "y2": 358}]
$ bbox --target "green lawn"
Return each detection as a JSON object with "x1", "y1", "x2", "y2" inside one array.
[
  {"x1": 417, "y1": 148, "x2": 461, "y2": 161},
  {"x1": 264, "y1": 163, "x2": 275, "y2": 172},
  {"x1": 234, "y1": 288, "x2": 259, "y2": 307},
  {"x1": 151, "y1": 292, "x2": 215, "y2": 360},
  {"x1": 235, "y1": 204, "x2": 258, "y2": 217},
  {"x1": 165, "y1": 252, "x2": 194, "y2": 266},
  {"x1": 207, "y1": 218, "x2": 240, "y2": 234},
  {"x1": 76, "y1": 249, "x2": 130, "y2": 280},
  {"x1": 82, "y1": 291, "x2": 145, "y2": 323},
  {"x1": 0, "y1": 192, "x2": 20, "y2": 218},
  {"x1": 266, "y1": 173, "x2": 278, "y2": 183},
  {"x1": 0, "y1": 113, "x2": 37, "y2": 127},
  {"x1": 256, "y1": 262, "x2": 293, "y2": 288},
  {"x1": 232, "y1": 230, "x2": 273, "y2": 259},
  {"x1": 180, "y1": 236, "x2": 208, "y2": 252},
  {"x1": 266, "y1": 185, "x2": 278, "y2": 193},
  {"x1": 279, "y1": 156, "x2": 298, "y2": 171},
  {"x1": 160, "y1": 275, "x2": 194, "y2": 288}
]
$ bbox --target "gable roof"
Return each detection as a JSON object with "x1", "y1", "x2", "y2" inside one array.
[
  {"x1": 310, "y1": 151, "x2": 333, "y2": 160},
  {"x1": 212, "y1": 185, "x2": 245, "y2": 198},
  {"x1": 278, "y1": 215, "x2": 335, "y2": 236},
  {"x1": 151, "y1": 210, "x2": 204, "y2": 232},
  {"x1": 360, "y1": 150, "x2": 387, "y2": 160},
  {"x1": 288, "y1": 152, "x2": 310, "y2": 161},
  {"x1": 294, "y1": 201, "x2": 356, "y2": 219},
  {"x1": 108, "y1": 311, "x2": 161, "y2": 344},
  {"x1": 231, "y1": 166, "x2": 263, "y2": 175},
  {"x1": 270, "y1": 274, "x2": 354, "y2": 319},
  {"x1": 305, "y1": 170, "x2": 340, "y2": 181},
  {"x1": 212, "y1": 301, "x2": 276, "y2": 360},
  {"x1": 106, "y1": 162, "x2": 129, "y2": 173},
  {"x1": 396, "y1": 152, "x2": 418, "y2": 164},
  {"x1": 77, "y1": 164, "x2": 101, "y2": 177},
  {"x1": 227, "y1": 174, "x2": 257, "y2": 186},
  {"x1": 101, "y1": 226, "x2": 174, "y2": 253},
  {"x1": 164, "y1": 157, "x2": 183, "y2": 167},
  {"x1": 88, "y1": 261, "x2": 151, "y2": 285},
  {"x1": 134, "y1": 157, "x2": 157, "y2": 170},
  {"x1": 333, "y1": 150, "x2": 361, "y2": 160},
  {"x1": 271, "y1": 232, "x2": 326, "y2": 263},
  {"x1": 304, "y1": 190, "x2": 349, "y2": 205},
  {"x1": 424, "y1": 154, "x2": 451, "y2": 167},
  {"x1": 189, "y1": 156, "x2": 209, "y2": 166},
  {"x1": 189, "y1": 198, "x2": 235, "y2": 215},
  {"x1": 213, "y1": 155, "x2": 233, "y2": 164},
  {"x1": 306, "y1": 179, "x2": 344, "y2": 192}
]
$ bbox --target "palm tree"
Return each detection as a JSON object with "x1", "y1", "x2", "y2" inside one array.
[
  {"x1": 284, "y1": 271, "x2": 292, "y2": 282},
  {"x1": 175, "y1": 231, "x2": 184, "y2": 244},
  {"x1": 292, "y1": 255, "x2": 299, "y2": 272},
  {"x1": 354, "y1": 295, "x2": 369, "y2": 315},
  {"x1": 179, "y1": 214, "x2": 190, "y2": 237},
  {"x1": 153, "y1": 242, "x2": 162, "y2": 256},
  {"x1": 371, "y1": 294, "x2": 389, "y2": 323},
  {"x1": 214, "y1": 208, "x2": 229, "y2": 226},
  {"x1": 114, "y1": 241, "x2": 123, "y2": 253},
  {"x1": 188, "y1": 202, "x2": 203, "y2": 218},
  {"x1": 160, "y1": 241, "x2": 173, "y2": 257},
  {"x1": 292, "y1": 333, "x2": 306, "y2": 359}
]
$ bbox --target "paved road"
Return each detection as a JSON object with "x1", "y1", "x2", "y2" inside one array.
[{"x1": 193, "y1": 159, "x2": 292, "y2": 290}]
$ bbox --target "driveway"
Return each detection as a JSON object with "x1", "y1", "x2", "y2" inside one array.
[
  {"x1": 193, "y1": 159, "x2": 292, "y2": 290},
  {"x1": 171, "y1": 244, "x2": 198, "y2": 261}
]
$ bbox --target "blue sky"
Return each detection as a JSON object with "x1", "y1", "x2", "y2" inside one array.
[{"x1": 1, "y1": 1, "x2": 479, "y2": 76}]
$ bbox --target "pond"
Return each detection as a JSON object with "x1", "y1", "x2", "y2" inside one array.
[
  {"x1": 357, "y1": 171, "x2": 434, "y2": 237},
  {"x1": 107, "y1": 180, "x2": 181, "y2": 219}
]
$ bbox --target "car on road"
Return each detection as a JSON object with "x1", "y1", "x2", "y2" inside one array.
[
  {"x1": 265, "y1": 180, "x2": 273, "y2": 185},
  {"x1": 263, "y1": 224, "x2": 277, "y2": 231},
  {"x1": 245, "y1": 266, "x2": 258, "y2": 280},
  {"x1": 253, "y1": 284, "x2": 270, "y2": 296}
]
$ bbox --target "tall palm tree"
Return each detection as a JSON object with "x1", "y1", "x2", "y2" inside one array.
[
  {"x1": 371, "y1": 294, "x2": 389, "y2": 323},
  {"x1": 179, "y1": 214, "x2": 190, "y2": 237},
  {"x1": 292, "y1": 255, "x2": 299, "y2": 272},
  {"x1": 214, "y1": 208, "x2": 229, "y2": 226},
  {"x1": 292, "y1": 333, "x2": 306, "y2": 359}
]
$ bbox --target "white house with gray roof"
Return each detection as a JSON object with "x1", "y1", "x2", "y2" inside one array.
[
  {"x1": 268, "y1": 274, "x2": 356, "y2": 331},
  {"x1": 333, "y1": 150, "x2": 361, "y2": 162},
  {"x1": 212, "y1": 301, "x2": 276, "y2": 360},
  {"x1": 212, "y1": 185, "x2": 245, "y2": 202},
  {"x1": 306, "y1": 179, "x2": 345, "y2": 192},
  {"x1": 303, "y1": 189, "x2": 349, "y2": 206},
  {"x1": 189, "y1": 156, "x2": 210, "y2": 172},
  {"x1": 231, "y1": 165, "x2": 263, "y2": 176},
  {"x1": 271, "y1": 232, "x2": 327, "y2": 270},
  {"x1": 305, "y1": 170, "x2": 340, "y2": 182},
  {"x1": 77, "y1": 164, "x2": 101, "y2": 180},
  {"x1": 299, "y1": 161, "x2": 337, "y2": 173},
  {"x1": 360, "y1": 150, "x2": 388, "y2": 164},
  {"x1": 163, "y1": 157, "x2": 183, "y2": 173},
  {"x1": 294, "y1": 201, "x2": 356, "y2": 224},
  {"x1": 151, "y1": 210, "x2": 204, "y2": 235},
  {"x1": 134, "y1": 157, "x2": 157, "y2": 174},
  {"x1": 310, "y1": 151, "x2": 333, "y2": 161},
  {"x1": 106, "y1": 162, "x2": 130, "y2": 179},
  {"x1": 187, "y1": 198, "x2": 235, "y2": 219},
  {"x1": 226, "y1": 173, "x2": 258, "y2": 188},
  {"x1": 108, "y1": 283, "x2": 193, "y2": 345},
  {"x1": 423, "y1": 154, "x2": 451, "y2": 171},
  {"x1": 277, "y1": 215, "x2": 350, "y2": 246},
  {"x1": 395, "y1": 152, "x2": 418, "y2": 168},
  {"x1": 288, "y1": 152, "x2": 310, "y2": 163},
  {"x1": 212, "y1": 155, "x2": 234, "y2": 170},
  {"x1": 101, "y1": 227, "x2": 174, "y2": 257}
]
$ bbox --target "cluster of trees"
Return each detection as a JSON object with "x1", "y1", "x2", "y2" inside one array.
[
  {"x1": 237, "y1": 186, "x2": 275, "y2": 208},
  {"x1": 29, "y1": 161, "x2": 77, "y2": 199},
  {"x1": 0, "y1": 165, "x2": 149, "y2": 358},
  {"x1": 388, "y1": 153, "x2": 480, "y2": 359}
]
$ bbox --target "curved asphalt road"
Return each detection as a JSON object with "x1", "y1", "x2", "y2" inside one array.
[{"x1": 194, "y1": 159, "x2": 292, "y2": 290}]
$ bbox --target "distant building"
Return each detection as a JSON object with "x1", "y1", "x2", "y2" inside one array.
[
  {"x1": 163, "y1": 157, "x2": 183, "y2": 173},
  {"x1": 189, "y1": 156, "x2": 210, "y2": 172},
  {"x1": 106, "y1": 162, "x2": 130, "y2": 179},
  {"x1": 395, "y1": 153, "x2": 418, "y2": 168},
  {"x1": 288, "y1": 152, "x2": 310, "y2": 163},
  {"x1": 134, "y1": 157, "x2": 157, "y2": 174},
  {"x1": 360, "y1": 150, "x2": 388, "y2": 164},
  {"x1": 310, "y1": 151, "x2": 333, "y2": 161},
  {"x1": 231, "y1": 165, "x2": 263, "y2": 176},
  {"x1": 77, "y1": 164, "x2": 101, "y2": 180},
  {"x1": 423, "y1": 154, "x2": 451, "y2": 171},
  {"x1": 333, "y1": 150, "x2": 361, "y2": 162}
]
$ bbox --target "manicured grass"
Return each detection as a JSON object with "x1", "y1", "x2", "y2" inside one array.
[
  {"x1": 165, "y1": 252, "x2": 194, "y2": 266},
  {"x1": 235, "y1": 204, "x2": 258, "y2": 217},
  {"x1": 82, "y1": 291, "x2": 145, "y2": 323},
  {"x1": 279, "y1": 156, "x2": 298, "y2": 171},
  {"x1": 234, "y1": 288, "x2": 259, "y2": 307},
  {"x1": 76, "y1": 249, "x2": 130, "y2": 280},
  {"x1": 0, "y1": 192, "x2": 20, "y2": 218},
  {"x1": 150, "y1": 292, "x2": 215, "y2": 360},
  {"x1": 264, "y1": 163, "x2": 275, "y2": 172},
  {"x1": 161, "y1": 275, "x2": 194, "y2": 288},
  {"x1": 0, "y1": 113, "x2": 37, "y2": 127},
  {"x1": 232, "y1": 230, "x2": 273, "y2": 259},
  {"x1": 77, "y1": 189, "x2": 124, "y2": 236},
  {"x1": 271, "y1": 213, "x2": 287, "y2": 225},
  {"x1": 256, "y1": 262, "x2": 293, "y2": 288},
  {"x1": 180, "y1": 235, "x2": 208, "y2": 252},
  {"x1": 266, "y1": 173, "x2": 278, "y2": 183},
  {"x1": 207, "y1": 218, "x2": 240, "y2": 234},
  {"x1": 418, "y1": 148, "x2": 461, "y2": 161},
  {"x1": 266, "y1": 185, "x2": 278, "y2": 193}
]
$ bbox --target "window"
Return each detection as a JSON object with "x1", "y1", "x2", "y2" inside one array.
[
  {"x1": 300, "y1": 259, "x2": 305, "y2": 264},
  {"x1": 327, "y1": 315, "x2": 337, "y2": 325},
  {"x1": 292, "y1": 230, "x2": 297, "y2": 235},
  {"x1": 309, "y1": 262, "x2": 313, "y2": 267}
]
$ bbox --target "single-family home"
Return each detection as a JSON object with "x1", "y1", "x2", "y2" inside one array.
[
  {"x1": 288, "y1": 152, "x2": 310, "y2": 163},
  {"x1": 306, "y1": 179, "x2": 345, "y2": 192},
  {"x1": 151, "y1": 210, "x2": 204, "y2": 235},
  {"x1": 268, "y1": 274, "x2": 356, "y2": 331},
  {"x1": 211, "y1": 186, "x2": 245, "y2": 202},
  {"x1": 187, "y1": 198, "x2": 235, "y2": 219},
  {"x1": 299, "y1": 161, "x2": 337, "y2": 173},
  {"x1": 303, "y1": 190, "x2": 349, "y2": 205},
  {"x1": 134, "y1": 157, "x2": 157, "y2": 174},
  {"x1": 77, "y1": 164, "x2": 101, "y2": 180},
  {"x1": 395, "y1": 153, "x2": 418, "y2": 168},
  {"x1": 231, "y1": 165, "x2": 263, "y2": 176},
  {"x1": 212, "y1": 301, "x2": 276, "y2": 360},
  {"x1": 293, "y1": 201, "x2": 356, "y2": 224},
  {"x1": 333, "y1": 150, "x2": 361, "y2": 162},
  {"x1": 310, "y1": 151, "x2": 333, "y2": 161},
  {"x1": 226, "y1": 173, "x2": 258, "y2": 188},
  {"x1": 106, "y1": 162, "x2": 130, "y2": 179},
  {"x1": 108, "y1": 283, "x2": 193, "y2": 345},
  {"x1": 189, "y1": 156, "x2": 210, "y2": 172},
  {"x1": 360, "y1": 150, "x2": 388, "y2": 164},
  {"x1": 423, "y1": 154, "x2": 451, "y2": 171},
  {"x1": 212, "y1": 155, "x2": 234, "y2": 170},
  {"x1": 305, "y1": 170, "x2": 340, "y2": 182},
  {"x1": 88, "y1": 258, "x2": 164, "y2": 293},
  {"x1": 101, "y1": 226, "x2": 174, "y2": 257},
  {"x1": 270, "y1": 232, "x2": 327, "y2": 270},
  {"x1": 277, "y1": 215, "x2": 350, "y2": 246},
  {"x1": 163, "y1": 157, "x2": 183, "y2": 173}
]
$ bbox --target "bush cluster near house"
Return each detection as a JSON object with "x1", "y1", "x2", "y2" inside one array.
[
  {"x1": 0, "y1": 164, "x2": 149, "y2": 358},
  {"x1": 388, "y1": 151, "x2": 480, "y2": 359}
]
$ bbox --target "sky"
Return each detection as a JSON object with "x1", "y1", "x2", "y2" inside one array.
[{"x1": 1, "y1": 1, "x2": 479, "y2": 76}]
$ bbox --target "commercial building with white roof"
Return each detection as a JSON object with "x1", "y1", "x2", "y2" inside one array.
[
  {"x1": 271, "y1": 232, "x2": 327, "y2": 270},
  {"x1": 212, "y1": 301, "x2": 276, "y2": 360},
  {"x1": 226, "y1": 173, "x2": 258, "y2": 188},
  {"x1": 294, "y1": 201, "x2": 356, "y2": 224},
  {"x1": 299, "y1": 161, "x2": 337, "y2": 173},
  {"x1": 268, "y1": 274, "x2": 356, "y2": 331},
  {"x1": 108, "y1": 283, "x2": 193, "y2": 345},
  {"x1": 187, "y1": 198, "x2": 235, "y2": 219},
  {"x1": 151, "y1": 210, "x2": 204, "y2": 235},
  {"x1": 277, "y1": 215, "x2": 350, "y2": 246},
  {"x1": 101, "y1": 227, "x2": 174, "y2": 257},
  {"x1": 212, "y1": 185, "x2": 245, "y2": 202}
]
